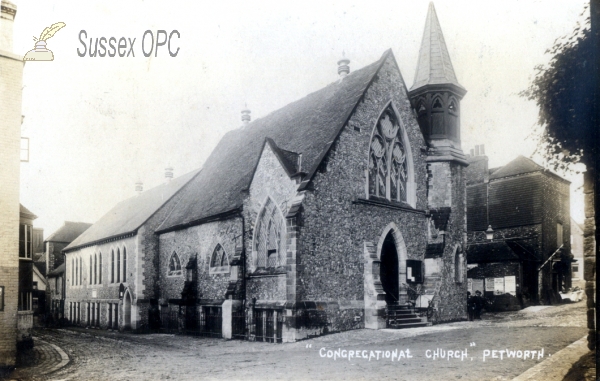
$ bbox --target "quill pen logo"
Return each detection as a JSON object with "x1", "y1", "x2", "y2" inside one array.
[{"x1": 23, "y1": 22, "x2": 66, "y2": 61}]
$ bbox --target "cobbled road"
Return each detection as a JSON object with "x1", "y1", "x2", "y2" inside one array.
[{"x1": 8, "y1": 301, "x2": 587, "y2": 381}]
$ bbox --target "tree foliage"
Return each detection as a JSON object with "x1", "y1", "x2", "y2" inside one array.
[{"x1": 520, "y1": 7, "x2": 596, "y2": 171}]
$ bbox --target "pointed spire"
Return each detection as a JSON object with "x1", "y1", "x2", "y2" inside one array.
[{"x1": 410, "y1": 2, "x2": 464, "y2": 92}]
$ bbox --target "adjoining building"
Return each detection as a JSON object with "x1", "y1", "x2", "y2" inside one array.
[
  {"x1": 44, "y1": 221, "x2": 92, "y2": 322},
  {"x1": 17, "y1": 204, "x2": 38, "y2": 348},
  {"x1": 466, "y1": 150, "x2": 571, "y2": 311},
  {"x1": 62, "y1": 170, "x2": 201, "y2": 330},
  {"x1": 0, "y1": 0, "x2": 24, "y2": 371},
  {"x1": 64, "y1": 3, "x2": 469, "y2": 341},
  {"x1": 570, "y1": 217, "x2": 584, "y2": 281}
]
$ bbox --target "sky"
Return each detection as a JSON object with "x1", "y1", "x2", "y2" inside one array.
[{"x1": 12, "y1": 0, "x2": 589, "y2": 236}]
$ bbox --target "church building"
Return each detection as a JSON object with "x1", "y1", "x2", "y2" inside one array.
[{"x1": 63, "y1": 3, "x2": 469, "y2": 342}]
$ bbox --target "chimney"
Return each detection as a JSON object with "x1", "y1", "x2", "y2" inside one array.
[
  {"x1": 135, "y1": 181, "x2": 143, "y2": 195},
  {"x1": 479, "y1": 144, "x2": 485, "y2": 155},
  {"x1": 0, "y1": 1, "x2": 17, "y2": 52},
  {"x1": 337, "y1": 52, "x2": 350, "y2": 78},
  {"x1": 241, "y1": 105, "x2": 251, "y2": 126},
  {"x1": 475, "y1": 145, "x2": 480, "y2": 156},
  {"x1": 165, "y1": 167, "x2": 173, "y2": 183},
  {"x1": 470, "y1": 148, "x2": 475, "y2": 157}
]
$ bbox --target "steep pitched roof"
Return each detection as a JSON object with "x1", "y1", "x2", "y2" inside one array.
[
  {"x1": 157, "y1": 51, "x2": 392, "y2": 233},
  {"x1": 489, "y1": 155, "x2": 544, "y2": 180},
  {"x1": 410, "y1": 2, "x2": 464, "y2": 91},
  {"x1": 65, "y1": 169, "x2": 201, "y2": 251},
  {"x1": 20, "y1": 204, "x2": 37, "y2": 219},
  {"x1": 47, "y1": 263, "x2": 65, "y2": 278},
  {"x1": 45, "y1": 221, "x2": 92, "y2": 243}
]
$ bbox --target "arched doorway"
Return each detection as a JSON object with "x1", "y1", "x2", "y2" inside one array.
[
  {"x1": 123, "y1": 291, "x2": 132, "y2": 330},
  {"x1": 380, "y1": 232, "x2": 399, "y2": 305}
]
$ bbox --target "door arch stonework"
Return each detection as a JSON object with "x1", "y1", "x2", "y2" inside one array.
[{"x1": 364, "y1": 222, "x2": 408, "y2": 329}]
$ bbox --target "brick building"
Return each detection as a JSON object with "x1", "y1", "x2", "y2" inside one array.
[
  {"x1": 466, "y1": 152, "x2": 571, "y2": 311},
  {"x1": 44, "y1": 221, "x2": 91, "y2": 321},
  {"x1": 569, "y1": 217, "x2": 584, "y2": 281},
  {"x1": 63, "y1": 3, "x2": 469, "y2": 341},
  {"x1": 0, "y1": 0, "x2": 24, "y2": 371},
  {"x1": 17, "y1": 204, "x2": 37, "y2": 348}
]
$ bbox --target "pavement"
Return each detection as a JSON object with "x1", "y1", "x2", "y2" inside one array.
[
  {"x1": 5, "y1": 337, "x2": 70, "y2": 381},
  {"x1": 5, "y1": 302, "x2": 596, "y2": 380}
]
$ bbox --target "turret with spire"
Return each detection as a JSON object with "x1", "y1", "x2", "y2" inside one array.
[{"x1": 409, "y1": 2, "x2": 467, "y2": 164}]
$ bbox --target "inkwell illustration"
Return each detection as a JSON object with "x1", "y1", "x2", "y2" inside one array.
[{"x1": 23, "y1": 22, "x2": 66, "y2": 61}]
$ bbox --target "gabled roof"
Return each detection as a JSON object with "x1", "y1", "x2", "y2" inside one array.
[
  {"x1": 65, "y1": 169, "x2": 201, "y2": 252},
  {"x1": 467, "y1": 239, "x2": 539, "y2": 263},
  {"x1": 489, "y1": 155, "x2": 544, "y2": 180},
  {"x1": 20, "y1": 204, "x2": 37, "y2": 220},
  {"x1": 265, "y1": 138, "x2": 301, "y2": 177},
  {"x1": 47, "y1": 263, "x2": 65, "y2": 278},
  {"x1": 410, "y1": 2, "x2": 464, "y2": 92},
  {"x1": 157, "y1": 51, "x2": 393, "y2": 233},
  {"x1": 45, "y1": 221, "x2": 92, "y2": 243}
]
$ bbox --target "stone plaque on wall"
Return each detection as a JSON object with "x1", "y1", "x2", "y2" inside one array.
[
  {"x1": 467, "y1": 278, "x2": 472, "y2": 293},
  {"x1": 485, "y1": 278, "x2": 495, "y2": 292}
]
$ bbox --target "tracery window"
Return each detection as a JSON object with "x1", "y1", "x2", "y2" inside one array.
[
  {"x1": 210, "y1": 244, "x2": 229, "y2": 268},
  {"x1": 254, "y1": 197, "x2": 286, "y2": 268},
  {"x1": 368, "y1": 106, "x2": 408, "y2": 203},
  {"x1": 168, "y1": 252, "x2": 182, "y2": 276}
]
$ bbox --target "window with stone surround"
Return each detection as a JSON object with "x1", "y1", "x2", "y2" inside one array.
[
  {"x1": 123, "y1": 247, "x2": 127, "y2": 282},
  {"x1": 111, "y1": 250, "x2": 115, "y2": 283},
  {"x1": 210, "y1": 244, "x2": 230, "y2": 274},
  {"x1": 253, "y1": 197, "x2": 286, "y2": 269},
  {"x1": 99, "y1": 253, "x2": 102, "y2": 284},
  {"x1": 368, "y1": 104, "x2": 411, "y2": 204},
  {"x1": 168, "y1": 252, "x2": 182, "y2": 276},
  {"x1": 116, "y1": 248, "x2": 121, "y2": 283}
]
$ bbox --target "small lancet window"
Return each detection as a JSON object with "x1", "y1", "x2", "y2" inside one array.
[
  {"x1": 432, "y1": 97, "x2": 443, "y2": 109},
  {"x1": 210, "y1": 244, "x2": 229, "y2": 268},
  {"x1": 168, "y1": 252, "x2": 182, "y2": 276},
  {"x1": 417, "y1": 100, "x2": 427, "y2": 114},
  {"x1": 449, "y1": 99, "x2": 458, "y2": 113}
]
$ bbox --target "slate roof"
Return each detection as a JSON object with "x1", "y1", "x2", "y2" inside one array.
[
  {"x1": 410, "y1": 2, "x2": 464, "y2": 92},
  {"x1": 47, "y1": 263, "x2": 65, "y2": 278},
  {"x1": 157, "y1": 51, "x2": 393, "y2": 233},
  {"x1": 20, "y1": 204, "x2": 37, "y2": 219},
  {"x1": 467, "y1": 239, "x2": 539, "y2": 263},
  {"x1": 489, "y1": 155, "x2": 544, "y2": 180},
  {"x1": 45, "y1": 221, "x2": 92, "y2": 243},
  {"x1": 65, "y1": 169, "x2": 201, "y2": 251}
]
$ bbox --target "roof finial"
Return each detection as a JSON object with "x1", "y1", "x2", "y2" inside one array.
[
  {"x1": 337, "y1": 51, "x2": 350, "y2": 78},
  {"x1": 241, "y1": 104, "x2": 251, "y2": 125}
]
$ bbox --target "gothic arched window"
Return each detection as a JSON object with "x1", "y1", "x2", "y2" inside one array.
[
  {"x1": 99, "y1": 253, "x2": 102, "y2": 284},
  {"x1": 368, "y1": 106, "x2": 408, "y2": 203},
  {"x1": 168, "y1": 252, "x2": 182, "y2": 276},
  {"x1": 254, "y1": 197, "x2": 286, "y2": 269},
  {"x1": 210, "y1": 244, "x2": 229, "y2": 267}
]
